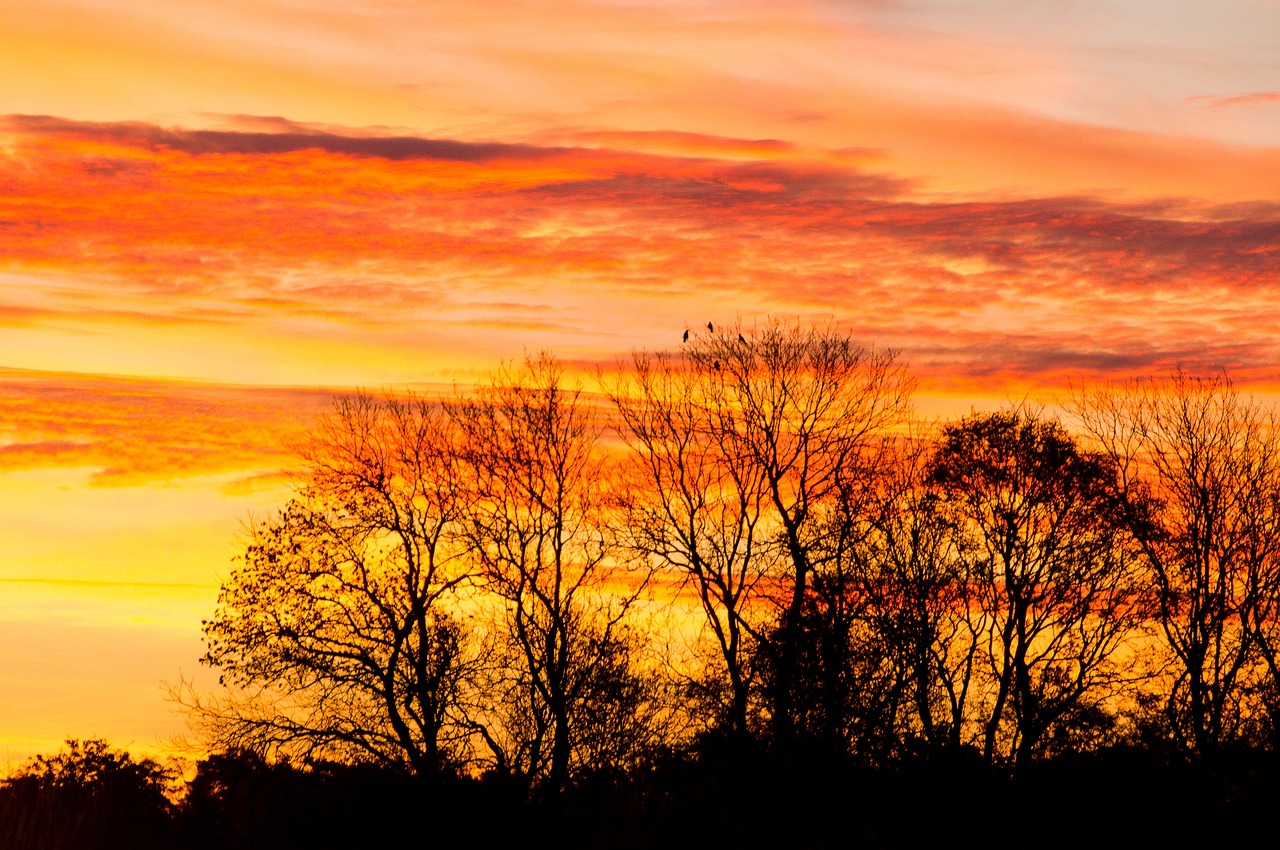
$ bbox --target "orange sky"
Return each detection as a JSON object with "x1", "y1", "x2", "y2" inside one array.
[{"x1": 1, "y1": 0, "x2": 1278, "y2": 765}]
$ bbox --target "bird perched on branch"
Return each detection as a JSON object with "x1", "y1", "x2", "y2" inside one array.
[
  {"x1": 707, "y1": 321, "x2": 714, "y2": 332},
  {"x1": 683, "y1": 329, "x2": 689, "y2": 343}
]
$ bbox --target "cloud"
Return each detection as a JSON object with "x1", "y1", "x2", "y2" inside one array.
[
  {"x1": 0, "y1": 369, "x2": 336, "y2": 486},
  {"x1": 1189, "y1": 92, "x2": 1280, "y2": 110},
  {"x1": 219, "y1": 470, "x2": 297, "y2": 497},
  {"x1": 1, "y1": 114, "x2": 561, "y2": 163},
  {"x1": 543, "y1": 129, "x2": 803, "y2": 161},
  {"x1": 3, "y1": 114, "x2": 1280, "y2": 389}
]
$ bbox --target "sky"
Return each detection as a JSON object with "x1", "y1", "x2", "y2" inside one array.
[{"x1": 0, "y1": 0, "x2": 1278, "y2": 765}]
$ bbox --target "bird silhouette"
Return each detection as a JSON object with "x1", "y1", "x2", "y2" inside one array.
[
  {"x1": 713, "y1": 360, "x2": 721, "y2": 370},
  {"x1": 738, "y1": 333, "x2": 746, "y2": 343},
  {"x1": 707, "y1": 322, "x2": 714, "y2": 332},
  {"x1": 683, "y1": 329, "x2": 689, "y2": 343}
]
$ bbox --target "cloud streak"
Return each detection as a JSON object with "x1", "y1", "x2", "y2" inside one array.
[
  {"x1": 0, "y1": 369, "x2": 336, "y2": 486},
  {"x1": 1191, "y1": 92, "x2": 1280, "y2": 110},
  {"x1": 3, "y1": 115, "x2": 565, "y2": 163}
]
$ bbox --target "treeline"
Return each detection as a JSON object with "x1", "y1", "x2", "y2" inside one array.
[
  {"x1": 7, "y1": 737, "x2": 1280, "y2": 849},
  {"x1": 180, "y1": 322, "x2": 1280, "y2": 784},
  {"x1": 14, "y1": 320, "x2": 1280, "y2": 845}
]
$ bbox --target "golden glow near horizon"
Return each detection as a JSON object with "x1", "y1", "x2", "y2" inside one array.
[{"x1": 0, "y1": 0, "x2": 1278, "y2": 766}]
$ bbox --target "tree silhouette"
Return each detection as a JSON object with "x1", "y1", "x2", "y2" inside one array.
[
  {"x1": 195, "y1": 395, "x2": 481, "y2": 775},
  {"x1": 1075, "y1": 372, "x2": 1280, "y2": 760},
  {"x1": 608, "y1": 347, "x2": 771, "y2": 737},
  {"x1": 192, "y1": 361, "x2": 666, "y2": 790},
  {"x1": 698, "y1": 322, "x2": 913, "y2": 744},
  {"x1": 608, "y1": 320, "x2": 914, "y2": 744},
  {"x1": 926, "y1": 410, "x2": 1150, "y2": 767},
  {"x1": 844, "y1": 430, "x2": 973, "y2": 757},
  {"x1": 172, "y1": 327, "x2": 1280, "y2": 826},
  {"x1": 450, "y1": 355, "x2": 661, "y2": 789},
  {"x1": 0, "y1": 739, "x2": 173, "y2": 850}
]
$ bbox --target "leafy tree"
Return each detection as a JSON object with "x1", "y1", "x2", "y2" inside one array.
[
  {"x1": 0, "y1": 739, "x2": 173, "y2": 850},
  {"x1": 194, "y1": 395, "x2": 481, "y2": 775},
  {"x1": 927, "y1": 410, "x2": 1150, "y2": 767}
]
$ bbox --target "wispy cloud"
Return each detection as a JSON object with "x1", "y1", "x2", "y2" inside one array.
[
  {"x1": 0, "y1": 369, "x2": 336, "y2": 486},
  {"x1": 1189, "y1": 92, "x2": 1280, "y2": 110},
  {"x1": 2, "y1": 114, "x2": 565, "y2": 163}
]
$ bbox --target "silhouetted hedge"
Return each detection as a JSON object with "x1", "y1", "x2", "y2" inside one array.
[{"x1": 7, "y1": 739, "x2": 1280, "y2": 849}]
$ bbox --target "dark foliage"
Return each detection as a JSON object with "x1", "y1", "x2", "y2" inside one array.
[
  {"x1": 7, "y1": 739, "x2": 1280, "y2": 848},
  {"x1": 0, "y1": 740, "x2": 173, "y2": 850},
  {"x1": 177, "y1": 749, "x2": 527, "y2": 850}
]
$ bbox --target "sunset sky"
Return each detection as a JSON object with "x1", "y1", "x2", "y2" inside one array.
[{"x1": 1, "y1": 0, "x2": 1278, "y2": 765}]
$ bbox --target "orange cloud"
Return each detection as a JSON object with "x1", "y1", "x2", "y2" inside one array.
[
  {"x1": 2, "y1": 115, "x2": 1279, "y2": 393},
  {"x1": 1190, "y1": 92, "x2": 1280, "y2": 110},
  {"x1": 0, "y1": 368, "x2": 336, "y2": 486}
]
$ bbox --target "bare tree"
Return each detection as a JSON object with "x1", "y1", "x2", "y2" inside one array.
[
  {"x1": 196, "y1": 396, "x2": 479, "y2": 776},
  {"x1": 607, "y1": 348, "x2": 772, "y2": 737},
  {"x1": 609, "y1": 319, "x2": 914, "y2": 744},
  {"x1": 1074, "y1": 372, "x2": 1280, "y2": 759},
  {"x1": 451, "y1": 355, "x2": 656, "y2": 789}
]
